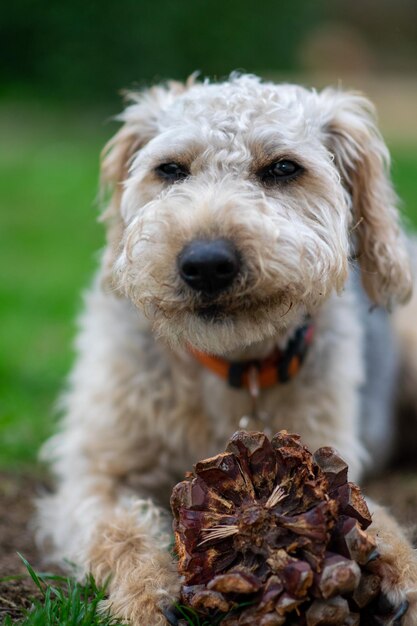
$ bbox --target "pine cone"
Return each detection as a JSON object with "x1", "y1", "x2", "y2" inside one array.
[{"x1": 170, "y1": 431, "x2": 385, "y2": 625}]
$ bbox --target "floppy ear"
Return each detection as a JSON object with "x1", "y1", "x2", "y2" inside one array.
[
  {"x1": 321, "y1": 89, "x2": 412, "y2": 308},
  {"x1": 99, "y1": 81, "x2": 189, "y2": 290}
]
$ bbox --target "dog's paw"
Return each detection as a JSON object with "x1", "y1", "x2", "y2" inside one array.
[
  {"x1": 364, "y1": 542, "x2": 417, "y2": 625},
  {"x1": 362, "y1": 590, "x2": 409, "y2": 625},
  {"x1": 101, "y1": 587, "x2": 180, "y2": 626},
  {"x1": 101, "y1": 552, "x2": 181, "y2": 626},
  {"x1": 101, "y1": 598, "x2": 173, "y2": 626},
  {"x1": 364, "y1": 501, "x2": 417, "y2": 625}
]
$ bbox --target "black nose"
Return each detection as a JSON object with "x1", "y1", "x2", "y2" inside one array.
[{"x1": 178, "y1": 239, "x2": 240, "y2": 295}]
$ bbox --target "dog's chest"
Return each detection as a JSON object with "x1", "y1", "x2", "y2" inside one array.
[{"x1": 196, "y1": 368, "x2": 310, "y2": 450}]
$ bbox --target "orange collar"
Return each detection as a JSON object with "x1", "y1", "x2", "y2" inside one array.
[{"x1": 188, "y1": 323, "x2": 314, "y2": 392}]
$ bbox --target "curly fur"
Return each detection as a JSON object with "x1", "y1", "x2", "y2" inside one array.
[{"x1": 37, "y1": 74, "x2": 417, "y2": 625}]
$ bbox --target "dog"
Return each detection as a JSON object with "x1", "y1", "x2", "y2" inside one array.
[{"x1": 37, "y1": 74, "x2": 417, "y2": 625}]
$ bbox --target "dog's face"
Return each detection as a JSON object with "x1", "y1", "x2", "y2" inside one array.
[{"x1": 102, "y1": 75, "x2": 411, "y2": 354}]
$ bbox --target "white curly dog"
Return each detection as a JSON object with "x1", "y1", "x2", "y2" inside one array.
[{"x1": 38, "y1": 75, "x2": 417, "y2": 625}]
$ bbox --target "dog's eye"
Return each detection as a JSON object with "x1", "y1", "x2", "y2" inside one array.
[
  {"x1": 259, "y1": 160, "x2": 302, "y2": 184},
  {"x1": 155, "y1": 162, "x2": 189, "y2": 182}
]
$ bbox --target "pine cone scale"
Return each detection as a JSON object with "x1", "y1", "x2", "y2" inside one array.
[{"x1": 171, "y1": 431, "x2": 386, "y2": 624}]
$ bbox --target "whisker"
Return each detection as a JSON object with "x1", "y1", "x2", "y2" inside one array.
[{"x1": 280, "y1": 300, "x2": 293, "y2": 318}]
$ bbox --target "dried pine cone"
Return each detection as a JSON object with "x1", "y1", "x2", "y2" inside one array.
[{"x1": 171, "y1": 431, "x2": 385, "y2": 626}]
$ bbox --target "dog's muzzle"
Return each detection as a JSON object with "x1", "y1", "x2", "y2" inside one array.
[{"x1": 177, "y1": 239, "x2": 240, "y2": 297}]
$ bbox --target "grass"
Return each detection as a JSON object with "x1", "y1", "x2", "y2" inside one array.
[
  {"x1": 0, "y1": 556, "x2": 125, "y2": 626},
  {"x1": 391, "y1": 144, "x2": 417, "y2": 227},
  {"x1": 0, "y1": 553, "x2": 249, "y2": 626},
  {"x1": 1, "y1": 99, "x2": 417, "y2": 471},
  {"x1": 0, "y1": 555, "x2": 251, "y2": 626},
  {"x1": 0, "y1": 100, "x2": 107, "y2": 469}
]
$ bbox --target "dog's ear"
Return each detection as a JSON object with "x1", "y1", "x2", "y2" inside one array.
[
  {"x1": 101, "y1": 80, "x2": 190, "y2": 211},
  {"x1": 320, "y1": 89, "x2": 412, "y2": 308},
  {"x1": 99, "y1": 80, "x2": 191, "y2": 290}
]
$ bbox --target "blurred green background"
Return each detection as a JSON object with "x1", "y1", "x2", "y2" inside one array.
[{"x1": 1, "y1": 0, "x2": 417, "y2": 469}]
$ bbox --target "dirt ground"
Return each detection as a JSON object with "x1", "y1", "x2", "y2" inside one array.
[
  {"x1": 1, "y1": 469, "x2": 417, "y2": 622},
  {"x1": 0, "y1": 472, "x2": 46, "y2": 622}
]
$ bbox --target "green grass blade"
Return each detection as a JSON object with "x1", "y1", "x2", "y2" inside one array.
[
  {"x1": 17, "y1": 553, "x2": 45, "y2": 595},
  {"x1": 2, "y1": 556, "x2": 127, "y2": 626}
]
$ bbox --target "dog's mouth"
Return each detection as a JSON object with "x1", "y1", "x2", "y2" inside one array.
[
  {"x1": 146, "y1": 282, "x2": 302, "y2": 326},
  {"x1": 194, "y1": 291, "x2": 294, "y2": 322},
  {"x1": 197, "y1": 304, "x2": 228, "y2": 322}
]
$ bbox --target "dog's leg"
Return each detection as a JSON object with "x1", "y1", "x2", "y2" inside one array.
[
  {"x1": 36, "y1": 287, "x2": 183, "y2": 625},
  {"x1": 367, "y1": 499, "x2": 417, "y2": 625},
  {"x1": 88, "y1": 495, "x2": 180, "y2": 625},
  {"x1": 37, "y1": 475, "x2": 180, "y2": 625}
]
